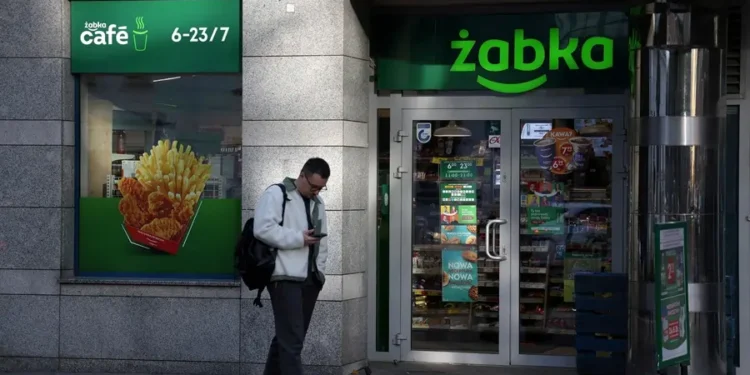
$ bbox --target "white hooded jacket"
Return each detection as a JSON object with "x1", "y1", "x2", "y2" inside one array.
[{"x1": 252, "y1": 177, "x2": 328, "y2": 284}]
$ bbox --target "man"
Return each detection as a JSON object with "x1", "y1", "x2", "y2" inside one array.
[{"x1": 253, "y1": 157, "x2": 330, "y2": 375}]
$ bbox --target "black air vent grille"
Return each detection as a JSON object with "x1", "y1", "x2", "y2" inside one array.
[{"x1": 727, "y1": 7, "x2": 742, "y2": 95}]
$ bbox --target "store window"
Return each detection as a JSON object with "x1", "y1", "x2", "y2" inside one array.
[
  {"x1": 518, "y1": 118, "x2": 613, "y2": 355},
  {"x1": 410, "y1": 119, "x2": 504, "y2": 353},
  {"x1": 76, "y1": 74, "x2": 242, "y2": 279}
]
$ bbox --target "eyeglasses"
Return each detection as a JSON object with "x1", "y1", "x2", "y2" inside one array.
[{"x1": 303, "y1": 174, "x2": 327, "y2": 192}]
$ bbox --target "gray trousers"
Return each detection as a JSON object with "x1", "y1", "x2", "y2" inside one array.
[{"x1": 263, "y1": 279, "x2": 321, "y2": 375}]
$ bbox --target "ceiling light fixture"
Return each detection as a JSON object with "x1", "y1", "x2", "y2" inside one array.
[
  {"x1": 434, "y1": 120, "x2": 472, "y2": 137},
  {"x1": 152, "y1": 76, "x2": 181, "y2": 83}
]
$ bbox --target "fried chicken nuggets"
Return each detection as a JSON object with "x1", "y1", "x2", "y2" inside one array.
[{"x1": 117, "y1": 139, "x2": 211, "y2": 241}]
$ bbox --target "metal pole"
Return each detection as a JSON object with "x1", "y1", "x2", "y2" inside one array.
[{"x1": 627, "y1": 2, "x2": 727, "y2": 374}]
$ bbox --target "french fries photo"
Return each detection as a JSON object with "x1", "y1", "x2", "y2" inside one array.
[{"x1": 117, "y1": 139, "x2": 211, "y2": 254}]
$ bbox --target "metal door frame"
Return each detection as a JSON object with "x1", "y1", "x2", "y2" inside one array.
[
  {"x1": 509, "y1": 106, "x2": 626, "y2": 367},
  {"x1": 397, "y1": 108, "x2": 514, "y2": 365},
  {"x1": 366, "y1": 91, "x2": 629, "y2": 366}
]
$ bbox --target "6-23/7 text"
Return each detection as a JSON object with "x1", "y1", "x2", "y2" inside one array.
[{"x1": 171, "y1": 27, "x2": 230, "y2": 43}]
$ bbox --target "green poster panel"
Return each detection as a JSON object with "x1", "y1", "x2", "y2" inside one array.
[
  {"x1": 654, "y1": 221, "x2": 691, "y2": 369},
  {"x1": 440, "y1": 225, "x2": 479, "y2": 245},
  {"x1": 71, "y1": 0, "x2": 241, "y2": 73},
  {"x1": 441, "y1": 248, "x2": 478, "y2": 302},
  {"x1": 440, "y1": 160, "x2": 477, "y2": 180},
  {"x1": 440, "y1": 183, "x2": 477, "y2": 204}
]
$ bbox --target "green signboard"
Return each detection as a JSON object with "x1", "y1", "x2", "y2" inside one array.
[
  {"x1": 71, "y1": 0, "x2": 241, "y2": 73},
  {"x1": 373, "y1": 12, "x2": 629, "y2": 94},
  {"x1": 440, "y1": 183, "x2": 477, "y2": 204},
  {"x1": 440, "y1": 160, "x2": 477, "y2": 180},
  {"x1": 654, "y1": 222, "x2": 691, "y2": 369}
]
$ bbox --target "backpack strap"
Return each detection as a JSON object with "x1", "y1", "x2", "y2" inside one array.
[
  {"x1": 254, "y1": 183, "x2": 289, "y2": 308},
  {"x1": 276, "y1": 183, "x2": 288, "y2": 226}
]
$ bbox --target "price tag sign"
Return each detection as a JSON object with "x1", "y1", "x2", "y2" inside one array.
[
  {"x1": 439, "y1": 160, "x2": 477, "y2": 180},
  {"x1": 540, "y1": 127, "x2": 577, "y2": 175},
  {"x1": 488, "y1": 135, "x2": 501, "y2": 148}
]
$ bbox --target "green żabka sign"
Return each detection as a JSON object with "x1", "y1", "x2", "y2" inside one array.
[
  {"x1": 71, "y1": 0, "x2": 240, "y2": 73},
  {"x1": 373, "y1": 12, "x2": 629, "y2": 94},
  {"x1": 653, "y1": 221, "x2": 691, "y2": 369}
]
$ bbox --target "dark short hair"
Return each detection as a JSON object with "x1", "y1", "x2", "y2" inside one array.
[{"x1": 302, "y1": 157, "x2": 331, "y2": 179}]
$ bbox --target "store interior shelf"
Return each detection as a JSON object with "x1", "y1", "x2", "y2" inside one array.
[{"x1": 516, "y1": 118, "x2": 614, "y2": 350}]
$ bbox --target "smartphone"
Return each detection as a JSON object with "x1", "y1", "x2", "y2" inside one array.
[{"x1": 312, "y1": 220, "x2": 327, "y2": 238}]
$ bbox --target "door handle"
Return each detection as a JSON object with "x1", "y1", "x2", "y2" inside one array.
[
  {"x1": 485, "y1": 219, "x2": 508, "y2": 261},
  {"x1": 484, "y1": 220, "x2": 497, "y2": 259}
]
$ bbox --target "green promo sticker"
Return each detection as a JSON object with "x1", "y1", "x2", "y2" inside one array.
[
  {"x1": 440, "y1": 205, "x2": 477, "y2": 225},
  {"x1": 526, "y1": 206, "x2": 564, "y2": 234}
]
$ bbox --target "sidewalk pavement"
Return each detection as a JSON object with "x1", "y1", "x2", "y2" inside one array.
[
  {"x1": 1, "y1": 362, "x2": 578, "y2": 375},
  {"x1": 368, "y1": 362, "x2": 578, "y2": 375}
]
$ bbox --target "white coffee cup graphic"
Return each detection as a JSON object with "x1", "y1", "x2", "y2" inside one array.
[{"x1": 569, "y1": 137, "x2": 592, "y2": 152}]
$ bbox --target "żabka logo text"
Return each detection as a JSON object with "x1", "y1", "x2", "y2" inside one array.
[
  {"x1": 84, "y1": 21, "x2": 107, "y2": 31},
  {"x1": 451, "y1": 28, "x2": 614, "y2": 94},
  {"x1": 80, "y1": 21, "x2": 129, "y2": 46}
]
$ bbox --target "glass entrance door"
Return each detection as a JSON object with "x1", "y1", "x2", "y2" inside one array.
[
  {"x1": 510, "y1": 107, "x2": 625, "y2": 367},
  {"x1": 398, "y1": 109, "x2": 513, "y2": 365}
]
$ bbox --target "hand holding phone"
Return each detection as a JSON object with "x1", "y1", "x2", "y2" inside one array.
[
  {"x1": 303, "y1": 229, "x2": 321, "y2": 246},
  {"x1": 312, "y1": 223, "x2": 328, "y2": 238}
]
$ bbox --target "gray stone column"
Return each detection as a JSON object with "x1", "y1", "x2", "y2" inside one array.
[
  {"x1": 627, "y1": 2, "x2": 727, "y2": 375},
  {"x1": 0, "y1": 0, "x2": 74, "y2": 371},
  {"x1": 239, "y1": 1, "x2": 370, "y2": 374}
]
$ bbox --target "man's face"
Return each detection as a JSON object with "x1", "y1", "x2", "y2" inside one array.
[{"x1": 298, "y1": 173, "x2": 328, "y2": 198}]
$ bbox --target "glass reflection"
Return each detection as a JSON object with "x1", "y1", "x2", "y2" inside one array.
[{"x1": 518, "y1": 118, "x2": 613, "y2": 355}]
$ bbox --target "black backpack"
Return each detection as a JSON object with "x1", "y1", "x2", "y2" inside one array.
[{"x1": 235, "y1": 184, "x2": 288, "y2": 307}]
